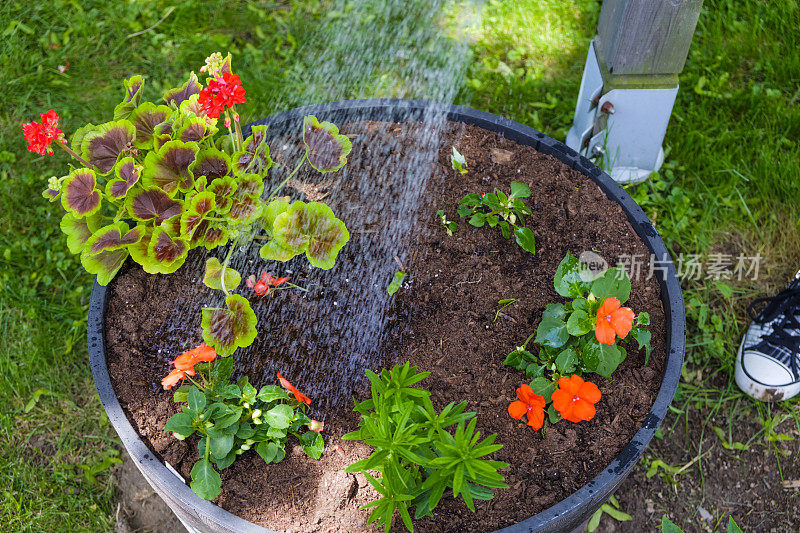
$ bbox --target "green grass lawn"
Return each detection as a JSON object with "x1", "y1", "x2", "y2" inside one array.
[{"x1": 1, "y1": 0, "x2": 798, "y2": 530}]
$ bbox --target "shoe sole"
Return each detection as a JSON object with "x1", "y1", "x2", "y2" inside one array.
[{"x1": 735, "y1": 337, "x2": 800, "y2": 402}]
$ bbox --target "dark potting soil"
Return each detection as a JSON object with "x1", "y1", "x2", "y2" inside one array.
[{"x1": 104, "y1": 120, "x2": 667, "y2": 533}]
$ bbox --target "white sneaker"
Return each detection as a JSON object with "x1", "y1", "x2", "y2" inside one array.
[{"x1": 735, "y1": 271, "x2": 800, "y2": 402}]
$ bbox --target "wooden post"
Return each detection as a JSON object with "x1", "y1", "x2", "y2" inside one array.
[{"x1": 594, "y1": 0, "x2": 704, "y2": 90}]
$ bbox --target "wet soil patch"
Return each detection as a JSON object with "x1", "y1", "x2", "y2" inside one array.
[{"x1": 105, "y1": 120, "x2": 667, "y2": 532}]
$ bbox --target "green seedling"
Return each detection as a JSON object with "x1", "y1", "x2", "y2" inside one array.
[
  {"x1": 450, "y1": 147, "x2": 467, "y2": 174},
  {"x1": 437, "y1": 209, "x2": 457, "y2": 236},
  {"x1": 494, "y1": 298, "x2": 518, "y2": 322},
  {"x1": 457, "y1": 181, "x2": 535, "y2": 254},
  {"x1": 388, "y1": 270, "x2": 407, "y2": 295}
]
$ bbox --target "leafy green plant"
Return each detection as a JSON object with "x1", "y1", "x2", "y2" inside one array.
[
  {"x1": 450, "y1": 147, "x2": 468, "y2": 174},
  {"x1": 436, "y1": 209, "x2": 457, "y2": 236},
  {"x1": 164, "y1": 347, "x2": 324, "y2": 501},
  {"x1": 387, "y1": 270, "x2": 407, "y2": 296},
  {"x1": 24, "y1": 52, "x2": 353, "y2": 359},
  {"x1": 456, "y1": 181, "x2": 535, "y2": 253},
  {"x1": 503, "y1": 253, "x2": 651, "y2": 431},
  {"x1": 343, "y1": 363, "x2": 508, "y2": 532},
  {"x1": 505, "y1": 252, "x2": 651, "y2": 380},
  {"x1": 587, "y1": 495, "x2": 631, "y2": 532}
]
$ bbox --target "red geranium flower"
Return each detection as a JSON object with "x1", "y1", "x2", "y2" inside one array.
[
  {"x1": 277, "y1": 372, "x2": 311, "y2": 405},
  {"x1": 246, "y1": 270, "x2": 290, "y2": 296},
  {"x1": 23, "y1": 110, "x2": 65, "y2": 156},
  {"x1": 550, "y1": 375, "x2": 601, "y2": 423},
  {"x1": 508, "y1": 383, "x2": 546, "y2": 430},
  {"x1": 198, "y1": 72, "x2": 246, "y2": 119},
  {"x1": 172, "y1": 344, "x2": 217, "y2": 372},
  {"x1": 594, "y1": 297, "x2": 634, "y2": 345}
]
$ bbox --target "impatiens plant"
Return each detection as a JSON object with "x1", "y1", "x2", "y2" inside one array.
[
  {"x1": 504, "y1": 252, "x2": 650, "y2": 430},
  {"x1": 163, "y1": 345, "x2": 324, "y2": 500},
  {"x1": 26, "y1": 51, "x2": 353, "y2": 359},
  {"x1": 344, "y1": 363, "x2": 508, "y2": 532},
  {"x1": 456, "y1": 181, "x2": 536, "y2": 254}
]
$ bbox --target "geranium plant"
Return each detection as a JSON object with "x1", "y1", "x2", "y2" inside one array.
[
  {"x1": 24, "y1": 52, "x2": 352, "y2": 358},
  {"x1": 344, "y1": 363, "x2": 508, "y2": 532},
  {"x1": 504, "y1": 252, "x2": 651, "y2": 430},
  {"x1": 162, "y1": 345, "x2": 323, "y2": 500},
  {"x1": 24, "y1": 52, "x2": 352, "y2": 499}
]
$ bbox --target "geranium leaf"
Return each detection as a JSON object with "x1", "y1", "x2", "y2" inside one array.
[
  {"x1": 70, "y1": 123, "x2": 97, "y2": 155},
  {"x1": 201, "y1": 294, "x2": 257, "y2": 357},
  {"x1": 142, "y1": 140, "x2": 199, "y2": 195},
  {"x1": 61, "y1": 168, "x2": 101, "y2": 217},
  {"x1": 81, "y1": 222, "x2": 143, "y2": 285},
  {"x1": 176, "y1": 117, "x2": 217, "y2": 143},
  {"x1": 193, "y1": 223, "x2": 229, "y2": 250},
  {"x1": 206, "y1": 176, "x2": 237, "y2": 214},
  {"x1": 80, "y1": 120, "x2": 136, "y2": 175},
  {"x1": 233, "y1": 125, "x2": 272, "y2": 174},
  {"x1": 260, "y1": 199, "x2": 290, "y2": 236},
  {"x1": 235, "y1": 174, "x2": 264, "y2": 196},
  {"x1": 582, "y1": 340, "x2": 625, "y2": 377},
  {"x1": 299, "y1": 431, "x2": 324, "y2": 460},
  {"x1": 60, "y1": 212, "x2": 102, "y2": 255},
  {"x1": 302, "y1": 115, "x2": 352, "y2": 172},
  {"x1": 106, "y1": 157, "x2": 141, "y2": 199},
  {"x1": 160, "y1": 213, "x2": 182, "y2": 236},
  {"x1": 128, "y1": 227, "x2": 152, "y2": 267},
  {"x1": 125, "y1": 187, "x2": 182, "y2": 224},
  {"x1": 189, "y1": 149, "x2": 231, "y2": 183},
  {"x1": 228, "y1": 194, "x2": 261, "y2": 224},
  {"x1": 130, "y1": 102, "x2": 173, "y2": 150},
  {"x1": 259, "y1": 240, "x2": 301, "y2": 262},
  {"x1": 113, "y1": 75, "x2": 145, "y2": 120},
  {"x1": 180, "y1": 191, "x2": 216, "y2": 238},
  {"x1": 163, "y1": 71, "x2": 201, "y2": 107},
  {"x1": 271, "y1": 201, "x2": 350, "y2": 270},
  {"x1": 203, "y1": 257, "x2": 241, "y2": 291},
  {"x1": 153, "y1": 120, "x2": 174, "y2": 151},
  {"x1": 143, "y1": 227, "x2": 189, "y2": 274}
]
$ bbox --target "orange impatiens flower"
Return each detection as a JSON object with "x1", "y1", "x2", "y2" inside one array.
[
  {"x1": 161, "y1": 344, "x2": 216, "y2": 391},
  {"x1": 277, "y1": 372, "x2": 311, "y2": 405},
  {"x1": 551, "y1": 375, "x2": 601, "y2": 423},
  {"x1": 162, "y1": 368, "x2": 191, "y2": 390},
  {"x1": 172, "y1": 344, "x2": 217, "y2": 371},
  {"x1": 508, "y1": 384, "x2": 546, "y2": 430},
  {"x1": 595, "y1": 297, "x2": 634, "y2": 345}
]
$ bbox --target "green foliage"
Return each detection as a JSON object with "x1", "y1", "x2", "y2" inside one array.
[
  {"x1": 450, "y1": 147, "x2": 468, "y2": 174},
  {"x1": 201, "y1": 294, "x2": 257, "y2": 357},
  {"x1": 302, "y1": 115, "x2": 353, "y2": 172},
  {"x1": 203, "y1": 257, "x2": 241, "y2": 291},
  {"x1": 503, "y1": 253, "x2": 652, "y2": 427},
  {"x1": 587, "y1": 495, "x2": 631, "y2": 532},
  {"x1": 387, "y1": 271, "x2": 407, "y2": 296},
  {"x1": 456, "y1": 182, "x2": 535, "y2": 254},
  {"x1": 165, "y1": 359, "x2": 323, "y2": 500},
  {"x1": 436, "y1": 209, "x2": 457, "y2": 236},
  {"x1": 343, "y1": 363, "x2": 508, "y2": 532},
  {"x1": 259, "y1": 200, "x2": 350, "y2": 269}
]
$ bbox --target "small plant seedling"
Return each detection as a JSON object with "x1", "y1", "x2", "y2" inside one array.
[
  {"x1": 587, "y1": 495, "x2": 631, "y2": 532},
  {"x1": 451, "y1": 147, "x2": 468, "y2": 174},
  {"x1": 437, "y1": 209, "x2": 457, "y2": 236},
  {"x1": 493, "y1": 298, "x2": 518, "y2": 322},
  {"x1": 387, "y1": 270, "x2": 407, "y2": 295},
  {"x1": 457, "y1": 181, "x2": 535, "y2": 254}
]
